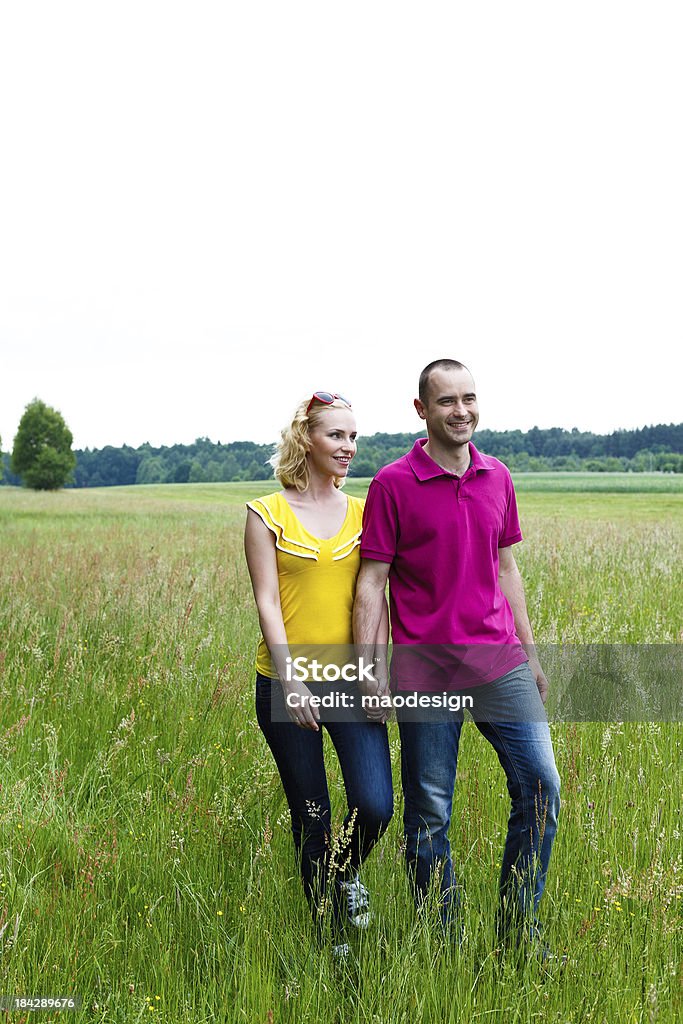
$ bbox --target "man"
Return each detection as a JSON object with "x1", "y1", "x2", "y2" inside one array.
[{"x1": 353, "y1": 358, "x2": 560, "y2": 950}]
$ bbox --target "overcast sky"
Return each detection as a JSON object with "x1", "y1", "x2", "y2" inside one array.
[{"x1": 1, "y1": 1, "x2": 681, "y2": 452}]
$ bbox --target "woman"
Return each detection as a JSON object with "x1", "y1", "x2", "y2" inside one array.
[{"x1": 244, "y1": 392, "x2": 393, "y2": 950}]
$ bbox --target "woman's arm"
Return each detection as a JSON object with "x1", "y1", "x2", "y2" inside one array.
[{"x1": 244, "y1": 509, "x2": 320, "y2": 729}]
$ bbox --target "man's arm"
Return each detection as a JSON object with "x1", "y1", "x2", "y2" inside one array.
[
  {"x1": 353, "y1": 558, "x2": 392, "y2": 720},
  {"x1": 498, "y1": 545, "x2": 548, "y2": 704}
]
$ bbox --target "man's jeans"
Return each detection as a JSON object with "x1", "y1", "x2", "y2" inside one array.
[
  {"x1": 255, "y1": 673, "x2": 393, "y2": 930},
  {"x1": 397, "y1": 661, "x2": 560, "y2": 937}
]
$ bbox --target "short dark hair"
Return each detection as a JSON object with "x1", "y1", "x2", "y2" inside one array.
[{"x1": 418, "y1": 359, "x2": 470, "y2": 403}]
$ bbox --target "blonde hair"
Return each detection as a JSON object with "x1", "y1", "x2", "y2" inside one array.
[{"x1": 270, "y1": 397, "x2": 349, "y2": 492}]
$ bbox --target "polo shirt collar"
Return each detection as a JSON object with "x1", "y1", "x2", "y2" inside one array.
[{"x1": 407, "y1": 438, "x2": 496, "y2": 480}]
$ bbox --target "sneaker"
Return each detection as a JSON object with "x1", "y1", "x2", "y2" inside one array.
[
  {"x1": 534, "y1": 944, "x2": 569, "y2": 967},
  {"x1": 499, "y1": 934, "x2": 569, "y2": 968},
  {"x1": 338, "y1": 874, "x2": 372, "y2": 929}
]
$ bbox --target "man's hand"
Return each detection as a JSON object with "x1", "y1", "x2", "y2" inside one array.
[
  {"x1": 353, "y1": 559, "x2": 393, "y2": 725},
  {"x1": 357, "y1": 658, "x2": 391, "y2": 724},
  {"x1": 498, "y1": 547, "x2": 548, "y2": 704},
  {"x1": 528, "y1": 655, "x2": 549, "y2": 705}
]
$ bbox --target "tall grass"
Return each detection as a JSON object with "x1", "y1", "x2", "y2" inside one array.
[{"x1": 0, "y1": 484, "x2": 681, "y2": 1022}]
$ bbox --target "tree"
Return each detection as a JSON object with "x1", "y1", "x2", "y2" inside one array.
[
  {"x1": 11, "y1": 399, "x2": 76, "y2": 490},
  {"x1": 188, "y1": 460, "x2": 206, "y2": 483},
  {"x1": 174, "y1": 461, "x2": 191, "y2": 483},
  {"x1": 136, "y1": 456, "x2": 166, "y2": 485}
]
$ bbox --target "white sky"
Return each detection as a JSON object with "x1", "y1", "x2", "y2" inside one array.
[{"x1": 1, "y1": 1, "x2": 681, "y2": 452}]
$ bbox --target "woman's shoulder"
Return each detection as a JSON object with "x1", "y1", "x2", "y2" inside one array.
[
  {"x1": 246, "y1": 491, "x2": 291, "y2": 533},
  {"x1": 345, "y1": 492, "x2": 365, "y2": 518},
  {"x1": 246, "y1": 490, "x2": 285, "y2": 514},
  {"x1": 247, "y1": 491, "x2": 322, "y2": 559}
]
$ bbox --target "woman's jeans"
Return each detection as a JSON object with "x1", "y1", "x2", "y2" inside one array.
[
  {"x1": 397, "y1": 662, "x2": 561, "y2": 939},
  {"x1": 255, "y1": 673, "x2": 393, "y2": 931}
]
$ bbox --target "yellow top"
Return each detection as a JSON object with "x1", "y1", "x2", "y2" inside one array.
[{"x1": 246, "y1": 491, "x2": 365, "y2": 677}]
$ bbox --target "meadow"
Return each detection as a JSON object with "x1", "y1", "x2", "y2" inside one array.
[{"x1": 0, "y1": 475, "x2": 681, "y2": 1023}]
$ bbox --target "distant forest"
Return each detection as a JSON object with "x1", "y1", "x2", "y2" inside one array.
[{"x1": 2, "y1": 423, "x2": 682, "y2": 487}]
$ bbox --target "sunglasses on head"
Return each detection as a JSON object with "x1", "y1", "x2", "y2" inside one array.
[{"x1": 306, "y1": 392, "x2": 352, "y2": 415}]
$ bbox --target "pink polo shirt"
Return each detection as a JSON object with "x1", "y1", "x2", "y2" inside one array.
[{"x1": 360, "y1": 439, "x2": 528, "y2": 688}]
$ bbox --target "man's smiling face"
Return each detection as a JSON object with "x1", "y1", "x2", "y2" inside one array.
[{"x1": 414, "y1": 366, "x2": 479, "y2": 450}]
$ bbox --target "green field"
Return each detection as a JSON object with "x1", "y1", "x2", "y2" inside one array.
[
  {"x1": 510, "y1": 472, "x2": 683, "y2": 493},
  {"x1": 0, "y1": 480, "x2": 681, "y2": 1023}
]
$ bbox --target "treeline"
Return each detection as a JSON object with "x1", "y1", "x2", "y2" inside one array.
[
  {"x1": 351, "y1": 424, "x2": 683, "y2": 475},
  {"x1": 0, "y1": 439, "x2": 275, "y2": 488},
  {"x1": 1, "y1": 423, "x2": 682, "y2": 487}
]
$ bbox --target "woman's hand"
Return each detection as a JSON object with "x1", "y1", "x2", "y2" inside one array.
[{"x1": 280, "y1": 677, "x2": 321, "y2": 731}]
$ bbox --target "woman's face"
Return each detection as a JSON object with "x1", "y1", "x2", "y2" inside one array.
[{"x1": 306, "y1": 405, "x2": 357, "y2": 479}]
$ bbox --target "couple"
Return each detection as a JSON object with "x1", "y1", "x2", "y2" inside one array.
[{"x1": 244, "y1": 359, "x2": 561, "y2": 956}]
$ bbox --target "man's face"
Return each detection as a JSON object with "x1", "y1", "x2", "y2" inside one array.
[{"x1": 414, "y1": 366, "x2": 479, "y2": 449}]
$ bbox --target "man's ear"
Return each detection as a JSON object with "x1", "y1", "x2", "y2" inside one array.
[{"x1": 414, "y1": 398, "x2": 426, "y2": 420}]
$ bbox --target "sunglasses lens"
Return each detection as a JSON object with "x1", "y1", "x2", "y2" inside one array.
[{"x1": 306, "y1": 391, "x2": 352, "y2": 414}]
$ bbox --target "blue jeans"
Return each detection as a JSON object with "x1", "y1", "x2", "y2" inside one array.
[
  {"x1": 397, "y1": 662, "x2": 560, "y2": 938},
  {"x1": 255, "y1": 673, "x2": 393, "y2": 930}
]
